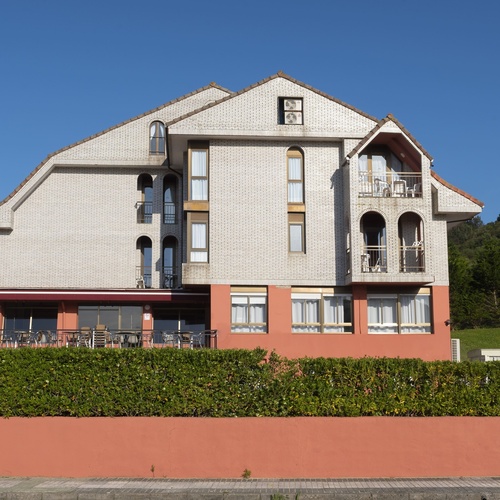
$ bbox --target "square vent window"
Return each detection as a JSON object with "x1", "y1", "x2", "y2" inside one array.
[{"x1": 279, "y1": 98, "x2": 303, "y2": 125}]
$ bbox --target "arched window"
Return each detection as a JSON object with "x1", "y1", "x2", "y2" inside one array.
[
  {"x1": 287, "y1": 147, "x2": 304, "y2": 204},
  {"x1": 136, "y1": 236, "x2": 152, "y2": 288},
  {"x1": 360, "y1": 212, "x2": 387, "y2": 273},
  {"x1": 162, "y1": 236, "x2": 178, "y2": 288},
  {"x1": 137, "y1": 174, "x2": 153, "y2": 223},
  {"x1": 149, "y1": 121, "x2": 165, "y2": 155},
  {"x1": 398, "y1": 212, "x2": 424, "y2": 272},
  {"x1": 163, "y1": 175, "x2": 177, "y2": 224}
]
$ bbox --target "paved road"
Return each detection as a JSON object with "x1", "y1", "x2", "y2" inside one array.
[{"x1": 1, "y1": 476, "x2": 500, "y2": 499}]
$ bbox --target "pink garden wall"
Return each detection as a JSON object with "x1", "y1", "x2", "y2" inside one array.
[{"x1": 1, "y1": 417, "x2": 499, "y2": 478}]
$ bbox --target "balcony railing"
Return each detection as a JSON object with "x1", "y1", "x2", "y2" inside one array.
[
  {"x1": 162, "y1": 266, "x2": 178, "y2": 288},
  {"x1": 359, "y1": 172, "x2": 422, "y2": 198},
  {"x1": 163, "y1": 202, "x2": 176, "y2": 224},
  {"x1": 400, "y1": 243, "x2": 425, "y2": 272},
  {"x1": 361, "y1": 246, "x2": 387, "y2": 273},
  {"x1": 0, "y1": 329, "x2": 218, "y2": 349},
  {"x1": 136, "y1": 201, "x2": 153, "y2": 223},
  {"x1": 136, "y1": 266, "x2": 152, "y2": 288}
]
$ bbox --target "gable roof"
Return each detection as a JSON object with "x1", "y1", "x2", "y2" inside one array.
[
  {"x1": 345, "y1": 114, "x2": 433, "y2": 162},
  {"x1": 167, "y1": 71, "x2": 378, "y2": 128},
  {"x1": 0, "y1": 83, "x2": 232, "y2": 206}
]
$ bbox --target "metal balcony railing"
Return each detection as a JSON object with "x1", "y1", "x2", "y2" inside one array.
[
  {"x1": 400, "y1": 243, "x2": 425, "y2": 272},
  {"x1": 136, "y1": 266, "x2": 152, "y2": 288},
  {"x1": 162, "y1": 266, "x2": 178, "y2": 289},
  {"x1": 136, "y1": 201, "x2": 153, "y2": 224},
  {"x1": 359, "y1": 172, "x2": 422, "y2": 198},
  {"x1": 163, "y1": 202, "x2": 176, "y2": 224},
  {"x1": 361, "y1": 246, "x2": 387, "y2": 273}
]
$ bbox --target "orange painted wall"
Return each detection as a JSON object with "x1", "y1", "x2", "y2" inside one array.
[
  {"x1": 0, "y1": 417, "x2": 499, "y2": 478},
  {"x1": 211, "y1": 285, "x2": 452, "y2": 361}
]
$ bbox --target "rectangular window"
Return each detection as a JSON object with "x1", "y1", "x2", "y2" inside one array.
[
  {"x1": 292, "y1": 289, "x2": 352, "y2": 333},
  {"x1": 288, "y1": 152, "x2": 303, "y2": 203},
  {"x1": 189, "y1": 142, "x2": 208, "y2": 201},
  {"x1": 3, "y1": 305, "x2": 58, "y2": 332},
  {"x1": 368, "y1": 292, "x2": 431, "y2": 334},
  {"x1": 78, "y1": 305, "x2": 143, "y2": 330},
  {"x1": 367, "y1": 296, "x2": 398, "y2": 333},
  {"x1": 400, "y1": 294, "x2": 431, "y2": 333},
  {"x1": 291, "y1": 293, "x2": 320, "y2": 332},
  {"x1": 323, "y1": 295, "x2": 353, "y2": 333},
  {"x1": 188, "y1": 212, "x2": 208, "y2": 263},
  {"x1": 231, "y1": 288, "x2": 267, "y2": 333},
  {"x1": 289, "y1": 213, "x2": 305, "y2": 253}
]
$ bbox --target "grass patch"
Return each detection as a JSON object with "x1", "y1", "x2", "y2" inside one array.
[{"x1": 451, "y1": 328, "x2": 500, "y2": 361}]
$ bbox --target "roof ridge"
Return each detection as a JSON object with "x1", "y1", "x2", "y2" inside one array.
[{"x1": 168, "y1": 71, "x2": 379, "y2": 128}]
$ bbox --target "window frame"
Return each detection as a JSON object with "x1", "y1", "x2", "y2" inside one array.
[
  {"x1": 367, "y1": 291, "x2": 432, "y2": 334},
  {"x1": 289, "y1": 213, "x2": 305, "y2": 253},
  {"x1": 287, "y1": 147, "x2": 304, "y2": 204},
  {"x1": 188, "y1": 141, "x2": 209, "y2": 201},
  {"x1": 291, "y1": 289, "x2": 353, "y2": 334},
  {"x1": 188, "y1": 212, "x2": 209, "y2": 263},
  {"x1": 149, "y1": 121, "x2": 165, "y2": 155},
  {"x1": 231, "y1": 288, "x2": 267, "y2": 333}
]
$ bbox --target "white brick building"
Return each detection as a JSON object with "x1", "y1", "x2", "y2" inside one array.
[{"x1": 0, "y1": 73, "x2": 483, "y2": 358}]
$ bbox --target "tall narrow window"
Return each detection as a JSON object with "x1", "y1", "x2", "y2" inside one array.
[
  {"x1": 189, "y1": 142, "x2": 208, "y2": 201},
  {"x1": 163, "y1": 175, "x2": 177, "y2": 224},
  {"x1": 289, "y1": 213, "x2": 305, "y2": 253},
  {"x1": 287, "y1": 148, "x2": 304, "y2": 203},
  {"x1": 361, "y1": 211, "x2": 387, "y2": 272},
  {"x1": 137, "y1": 174, "x2": 153, "y2": 224},
  {"x1": 137, "y1": 236, "x2": 152, "y2": 288},
  {"x1": 188, "y1": 213, "x2": 208, "y2": 263},
  {"x1": 162, "y1": 236, "x2": 178, "y2": 288},
  {"x1": 149, "y1": 121, "x2": 165, "y2": 155}
]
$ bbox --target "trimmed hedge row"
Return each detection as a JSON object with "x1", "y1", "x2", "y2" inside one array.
[{"x1": 0, "y1": 348, "x2": 499, "y2": 417}]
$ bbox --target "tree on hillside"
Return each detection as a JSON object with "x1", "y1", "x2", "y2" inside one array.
[
  {"x1": 448, "y1": 244, "x2": 485, "y2": 328},
  {"x1": 448, "y1": 216, "x2": 500, "y2": 329},
  {"x1": 472, "y1": 238, "x2": 500, "y2": 326}
]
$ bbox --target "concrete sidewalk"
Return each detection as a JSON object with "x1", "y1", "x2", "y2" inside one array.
[{"x1": 1, "y1": 476, "x2": 500, "y2": 499}]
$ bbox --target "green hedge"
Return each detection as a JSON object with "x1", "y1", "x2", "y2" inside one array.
[{"x1": 1, "y1": 348, "x2": 499, "y2": 417}]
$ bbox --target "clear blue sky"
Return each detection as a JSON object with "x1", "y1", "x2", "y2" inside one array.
[{"x1": 1, "y1": 0, "x2": 498, "y2": 223}]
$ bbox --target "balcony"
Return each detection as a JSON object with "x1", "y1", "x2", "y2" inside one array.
[
  {"x1": 361, "y1": 246, "x2": 387, "y2": 273},
  {"x1": 359, "y1": 172, "x2": 422, "y2": 198},
  {"x1": 163, "y1": 202, "x2": 176, "y2": 224},
  {"x1": 136, "y1": 266, "x2": 152, "y2": 288},
  {"x1": 136, "y1": 201, "x2": 152, "y2": 224},
  {"x1": 162, "y1": 266, "x2": 178, "y2": 289},
  {"x1": 400, "y1": 243, "x2": 425, "y2": 273}
]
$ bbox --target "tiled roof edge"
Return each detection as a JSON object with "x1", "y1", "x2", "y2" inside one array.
[
  {"x1": 168, "y1": 71, "x2": 379, "y2": 128},
  {"x1": 430, "y1": 170, "x2": 484, "y2": 208},
  {"x1": 0, "y1": 83, "x2": 232, "y2": 206},
  {"x1": 346, "y1": 114, "x2": 433, "y2": 161}
]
